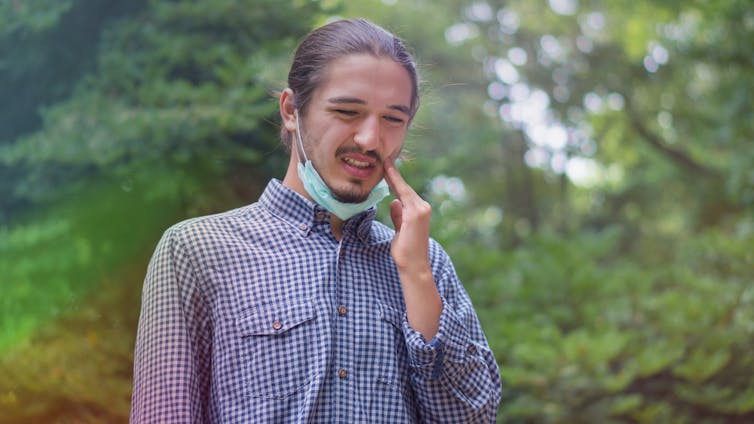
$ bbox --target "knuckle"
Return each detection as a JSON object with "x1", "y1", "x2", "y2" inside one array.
[{"x1": 405, "y1": 203, "x2": 431, "y2": 222}]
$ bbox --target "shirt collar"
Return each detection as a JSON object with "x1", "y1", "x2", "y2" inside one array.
[{"x1": 260, "y1": 179, "x2": 376, "y2": 242}]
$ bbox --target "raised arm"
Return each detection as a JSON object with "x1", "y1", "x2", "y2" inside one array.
[
  {"x1": 383, "y1": 160, "x2": 502, "y2": 422},
  {"x1": 384, "y1": 158, "x2": 443, "y2": 340}
]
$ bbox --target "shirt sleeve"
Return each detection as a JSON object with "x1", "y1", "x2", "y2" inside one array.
[
  {"x1": 401, "y1": 246, "x2": 502, "y2": 423},
  {"x1": 130, "y1": 225, "x2": 212, "y2": 423}
]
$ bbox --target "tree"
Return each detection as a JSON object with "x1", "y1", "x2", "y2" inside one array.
[
  {"x1": 430, "y1": 0, "x2": 754, "y2": 421},
  {"x1": 0, "y1": 0, "x2": 331, "y2": 367},
  {"x1": 0, "y1": 0, "x2": 330, "y2": 223}
]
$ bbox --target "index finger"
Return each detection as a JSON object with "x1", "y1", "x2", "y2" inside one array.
[{"x1": 383, "y1": 158, "x2": 416, "y2": 201}]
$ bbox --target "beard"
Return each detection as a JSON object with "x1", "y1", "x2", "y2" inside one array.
[
  {"x1": 318, "y1": 149, "x2": 383, "y2": 204},
  {"x1": 328, "y1": 180, "x2": 372, "y2": 203}
]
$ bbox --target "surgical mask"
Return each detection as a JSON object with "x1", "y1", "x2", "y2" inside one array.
[{"x1": 294, "y1": 110, "x2": 389, "y2": 221}]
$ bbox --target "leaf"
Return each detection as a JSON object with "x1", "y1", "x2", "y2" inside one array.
[{"x1": 673, "y1": 348, "x2": 731, "y2": 383}]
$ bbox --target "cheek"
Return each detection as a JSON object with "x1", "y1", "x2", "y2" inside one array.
[
  {"x1": 311, "y1": 128, "x2": 341, "y2": 152},
  {"x1": 384, "y1": 131, "x2": 406, "y2": 158},
  {"x1": 323, "y1": 123, "x2": 353, "y2": 143}
]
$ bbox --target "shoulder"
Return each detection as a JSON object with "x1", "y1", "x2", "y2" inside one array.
[
  {"x1": 168, "y1": 203, "x2": 251, "y2": 235},
  {"x1": 158, "y1": 203, "x2": 268, "y2": 255}
]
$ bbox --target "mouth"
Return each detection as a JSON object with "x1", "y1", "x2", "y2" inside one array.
[
  {"x1": 340, "y1": 154, "x2": 378, "y2": 180},
  {"x1": 342, "y1": 157, "x2": 374, "y2": 169}
]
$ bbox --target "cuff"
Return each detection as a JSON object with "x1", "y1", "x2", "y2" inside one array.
[{"x1": 402, "y1": 296, "x2": 473, "y2": 380}]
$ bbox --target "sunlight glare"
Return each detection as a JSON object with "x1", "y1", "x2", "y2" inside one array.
[
  {"x1": 445, "y1": 23, "x2": 479, "y2": 45},
  {"x1": 497, "y1": 8, "x2": 520, "y2": 34},
  {"x1": 466, "y1": 2, "x2": 494, "y2": 21},
  {"x1": 548, "y1": 0, "x2": 578, "y2": 16},
  {"x1": 494, "y1": 58, "x2": 520, "y2": 84}
]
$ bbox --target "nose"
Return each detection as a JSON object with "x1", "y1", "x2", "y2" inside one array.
[{"x1": 353, "y1": 115, "x2": 380, "y2": 151}]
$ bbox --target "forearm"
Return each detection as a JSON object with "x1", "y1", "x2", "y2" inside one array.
[{"x1": 399, "y1": 267, "x2": 442, "y2": 341}]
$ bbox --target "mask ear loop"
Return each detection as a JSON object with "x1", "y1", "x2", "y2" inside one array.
[{"x1": 293, "y1": 109, "x2": 310, "y2": 164}]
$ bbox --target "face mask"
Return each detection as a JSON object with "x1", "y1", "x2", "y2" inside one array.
[{"x1": 294, "y1": 110, "x2": 389, "y2": 221}]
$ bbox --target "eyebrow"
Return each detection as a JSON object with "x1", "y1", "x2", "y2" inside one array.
[{"x1": 327, "y1": 96, "x2": 411, "y2": 116}]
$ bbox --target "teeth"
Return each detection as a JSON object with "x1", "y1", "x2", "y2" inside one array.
[{"x1": 343, "y1": 157, "x2": 371, "y2": 168}]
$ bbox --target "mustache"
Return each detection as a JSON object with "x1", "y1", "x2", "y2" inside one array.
[{"x1": 335, "y1": 146, "x2": 382, "y2": 163}]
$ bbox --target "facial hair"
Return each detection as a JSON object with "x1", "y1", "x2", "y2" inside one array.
[
  {"x1": 327, "y1": 147, "x2": 382, "y2": 203},
  {"x1": 298, "y1": 127, "x2": 383, "y2": 204}
]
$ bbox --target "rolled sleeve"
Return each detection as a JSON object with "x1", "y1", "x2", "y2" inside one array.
[
  {"x1": 400, "y1": 246, "x2": 502, "y2": 423},
  {"x1": 402, "y1": 296, "x2": 472, "y2": 380}
]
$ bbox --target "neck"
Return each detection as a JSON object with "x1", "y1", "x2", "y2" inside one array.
[
  {"x1": 282, "y1": 150, "x2": 307, "y2": 197},
  {"x1": 330, "y1": 216, "x2": 345, "y2": 241}
]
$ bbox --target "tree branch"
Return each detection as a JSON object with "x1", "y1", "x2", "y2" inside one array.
[{"x1": 624, "y1": 98, "x2": 720, "y2": 178}]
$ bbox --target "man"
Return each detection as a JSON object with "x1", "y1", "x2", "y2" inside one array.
[{"x1": 131, "y1": 18, "x2": 502, "y2": 423}]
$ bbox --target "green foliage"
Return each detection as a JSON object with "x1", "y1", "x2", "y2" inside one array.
[
  {"x1": 0, "y1": 0, "x2": 328, "y2": 359},
  {"x1": 1, "y1": 0, "x2": 752, "y2": 422},
  {"x1": 478, "y1": 0, "x2": 752, "y2": 232},
  {"x1": 0, "y1": 0, "x2": 149, "y2": 142},
  {"x1": 0, "y1": 0, "x2": 154, "y2": 221},
  {"x1": 0, "y1": 0, "x2": 73, "y2": 35},
  {"x1": 0, "y1": 177, "x2": 183, "y2": 351},
  {"x1": 1, "y1": 0, "x2": 327, "y2": 220},
  {"x1": 341, "y1": 1, "x2": 754, "y2": 420},
  {"x1": 437, "y1": 219, "x2": 754, "y2": 423}
]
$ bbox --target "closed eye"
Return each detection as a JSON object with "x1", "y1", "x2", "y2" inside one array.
[
  {"x1": 334, "y1": 109, "x2": 358, "y2": 116},
  {"x1": 384, "y1": 115, "x2": 406, "y2": 125}
]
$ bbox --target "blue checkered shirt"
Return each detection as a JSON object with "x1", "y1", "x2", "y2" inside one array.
[{"x1": 130, "y1": 179, "x2": 501, "y2": 423}]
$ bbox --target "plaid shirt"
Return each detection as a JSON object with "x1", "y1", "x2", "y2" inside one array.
[{"x1": 130, "y1": 179, "x2": 501, "y2": 423}]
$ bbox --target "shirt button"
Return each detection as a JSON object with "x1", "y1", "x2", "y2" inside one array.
[
  {"x1": 337, "y1": 306, "x2": 347, "y2": 316},
  {"x1": 299, "y1": 223, "x2": 308, "y2": 231},
  {"x1": 467, "y1": 344, "x2": 477, "y2": 355},
  {"x1": 272, "y1": 321, "x2": 282, "y2": 331},
  {"x1": 338, "y1": 368, "x2": 347, "y2": 379}
]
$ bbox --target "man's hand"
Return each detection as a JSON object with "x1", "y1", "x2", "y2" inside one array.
[
  {"x1": 383, "y1": 160, "x2": 432, "y2": 273},
  {"x1": 383, "y1": 159, "x2": 442, "y2": 341}
]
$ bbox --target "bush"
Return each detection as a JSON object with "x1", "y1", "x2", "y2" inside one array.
[{"x1": 444, "y1": 221, "x2": 754, "y2": 423}]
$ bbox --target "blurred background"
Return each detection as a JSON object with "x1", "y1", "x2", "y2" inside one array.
[{"x1": 1, "y1": 0, "x2": 752, "y2": 422}]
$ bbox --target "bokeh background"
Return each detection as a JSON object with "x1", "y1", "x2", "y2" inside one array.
[{"x1": 1, "y1": 0, "x2": 753, "y2": 422}]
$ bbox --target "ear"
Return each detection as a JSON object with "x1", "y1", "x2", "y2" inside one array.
[{"x1": 279, "y1": 88, "x2": 297, "y2": 132}]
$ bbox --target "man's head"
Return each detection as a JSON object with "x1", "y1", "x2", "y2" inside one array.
[
  {"x1": 280, "y1": 18, "x2": 420, "y2": 149},
  {"x1": 279, "y1": 19, "x2": 420, "y2": 206}
]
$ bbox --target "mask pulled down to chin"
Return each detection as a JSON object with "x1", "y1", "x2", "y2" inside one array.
[{"x1": 294, "y1": 110, "x2": 390, "y2": 221}]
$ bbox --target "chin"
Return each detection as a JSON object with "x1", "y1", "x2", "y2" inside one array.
[
  {"x1": 333, "y1": 191, "x2": 370, "y2": 204},
  {"x1": 332, "y1": 184, "x2": 371, "y2": 203}
]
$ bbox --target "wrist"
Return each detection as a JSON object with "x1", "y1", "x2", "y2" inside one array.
[{"x1": 396, "y1": 261, "x2": 432, "y2": 281}]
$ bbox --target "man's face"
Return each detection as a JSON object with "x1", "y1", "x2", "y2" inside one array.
[{"x1": 297, "y1": 53, "x2": 413, "y2": 203}]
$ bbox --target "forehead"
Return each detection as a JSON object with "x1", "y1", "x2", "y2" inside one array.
[{"x1": 312, "y1": 54, "x2": 413, "y2": 112}]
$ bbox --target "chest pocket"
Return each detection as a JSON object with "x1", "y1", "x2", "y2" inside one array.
[{"x1": 235, "y1": 299, "x2": 319, "y2": 398}]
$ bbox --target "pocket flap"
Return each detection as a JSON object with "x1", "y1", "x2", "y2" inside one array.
[
  {"x1": 236, "y1": 300, "x2": 315, "y2": 336},
  {"x1": 379, "y1": 302, "x2": 404, "y2": 329}
]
